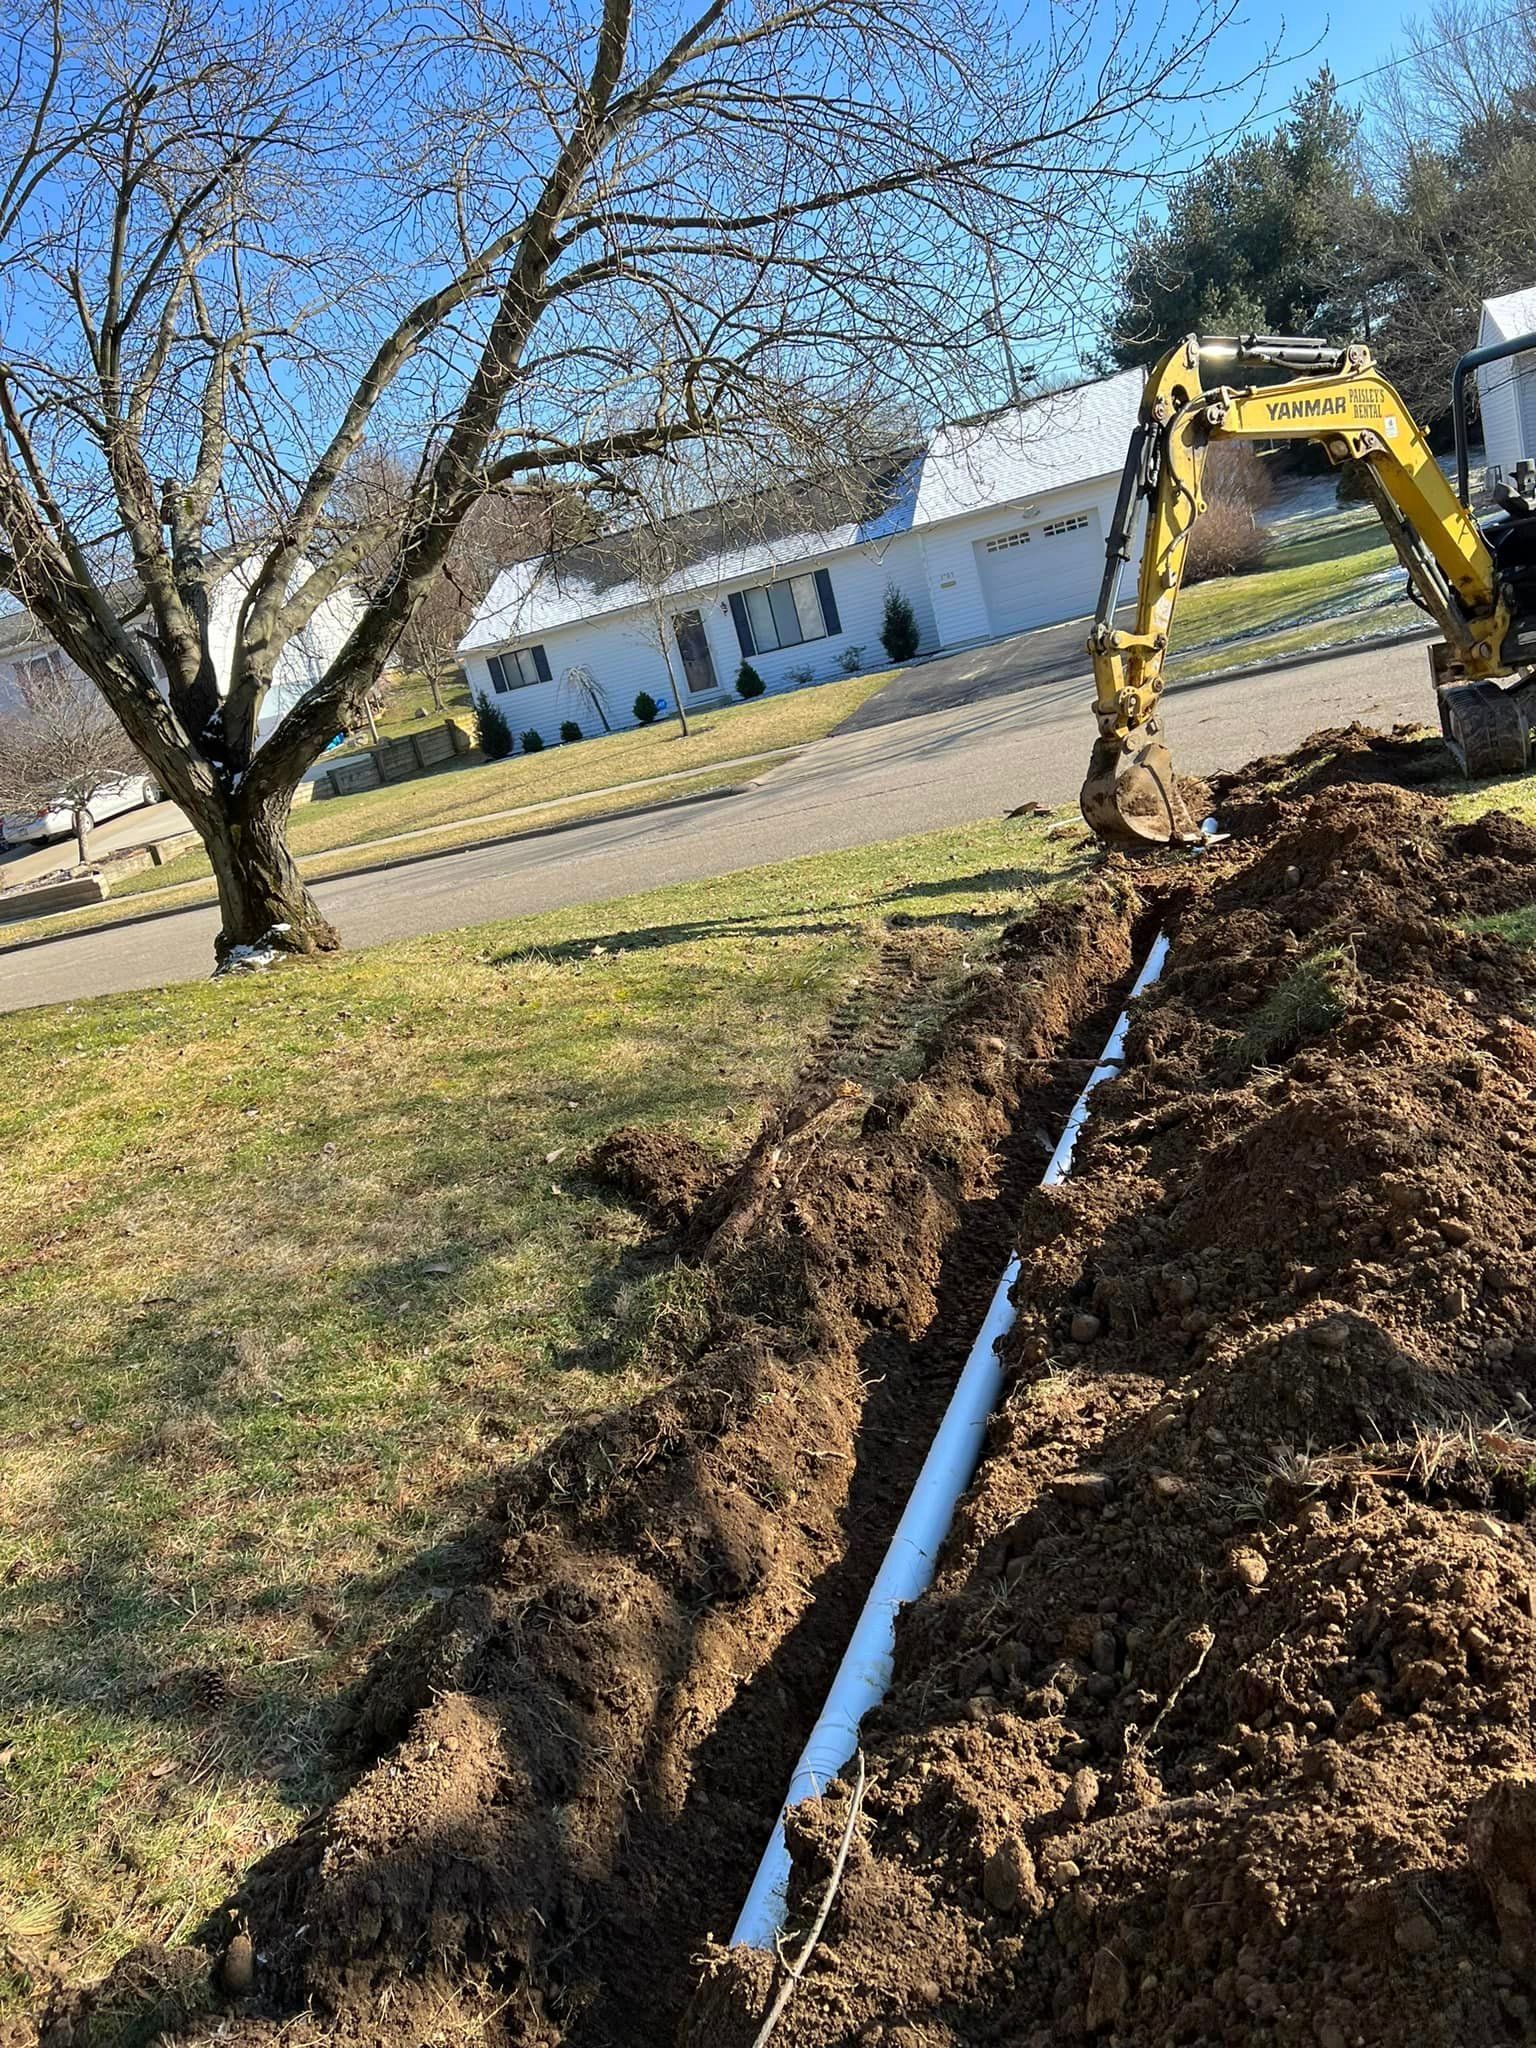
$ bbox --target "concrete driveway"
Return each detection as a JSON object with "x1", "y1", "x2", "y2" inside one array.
[{"x1": 0, "y1": 635, "x2": 1441, "y2": 1014}]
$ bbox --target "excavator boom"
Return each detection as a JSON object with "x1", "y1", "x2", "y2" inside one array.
[{"x1": 1080, "y1": 333, "x2": 1536, "y2": 847}]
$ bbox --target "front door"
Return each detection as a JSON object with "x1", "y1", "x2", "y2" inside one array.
[{"x1": 672, "y1": 609, "x2": 718, "y2": 697}]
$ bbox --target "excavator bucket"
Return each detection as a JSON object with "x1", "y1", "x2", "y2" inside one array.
[{"x1": 1080, "y1": 722, "x2": 1200, "y2": 848}]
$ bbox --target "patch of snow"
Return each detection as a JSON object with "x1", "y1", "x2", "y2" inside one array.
[{"x1": 212, "y1": 923, "x2": 292, "y2": 977}]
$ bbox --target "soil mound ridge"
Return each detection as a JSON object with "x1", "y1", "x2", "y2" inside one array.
[{"x1": 699, "y1": 773, "x2": 1536, "y2": 2046}]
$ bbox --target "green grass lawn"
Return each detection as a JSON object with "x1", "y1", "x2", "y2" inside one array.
[
  {"x1": 335, "y1": 664, "x2": 475, "y2": 752},
  {"x1": 100, "y1": 669, "x2": 895, "y2": 910},
  {"x1": 1455, "y1": 770, "x2": 1536, "y2": 950},
  {"x1": 1166, "y1": 501, "x2": 1422, "y2": 680},
  {"x1": 0, "y1": 810, "x2": 1078, "y2": 2007},
  {"x1": 1454, "y1": 767, "x2": 1536, "y2": 831}
]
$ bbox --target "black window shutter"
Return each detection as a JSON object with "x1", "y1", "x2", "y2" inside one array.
[
  {"x1": 813, "y1": 568, "x2": 841, "y2": 636},
  {"x1": 728, "y1": 591, "x2": 756, "y2": 656},
  {"x1": 532, "y1": 644, "x2": 552, "y2": 682},
  {"x1": 489, "y1": 655, "x2": 509, "y2": 693}
]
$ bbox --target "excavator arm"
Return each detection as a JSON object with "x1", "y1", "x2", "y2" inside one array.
[{"x1": 1081, "y1": 334, "x2": 1535, "y2": 846}]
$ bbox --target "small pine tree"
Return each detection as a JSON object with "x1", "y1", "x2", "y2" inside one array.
[
  {"x1": 476, "y1": 695, "x2": 514, "y2": 759},
  {"x1": 736, "y1": 662, "x2": 766, "y2": 699},
  {"x1": 633, "y1": 691, "x2": 660, "y2": 725},
  {"x1": 521, "y1": 727, "x2": 546, "y2": 753},
  {"x1": 559, "y1": 719, "x2": 583, "y2": 743},
  {"x1": 880, "y1": 586, "x2": 920, "y2": 662}
]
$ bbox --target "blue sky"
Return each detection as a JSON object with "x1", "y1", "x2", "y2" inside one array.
[
  {"x1": 1189, "y1": 0, "x2": 1427, "y2": 155},
  {"x1": 1008, "y1": 0, "x2": 1436, "y2": 382}
]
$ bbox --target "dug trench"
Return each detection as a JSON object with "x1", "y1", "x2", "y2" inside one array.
[
  {"x1": 693, "y1": 730, "x2": 1536, "y2": 2048},
  {"x1": 30, "y1": 856, "x2": 1150, "y2": 2048}
]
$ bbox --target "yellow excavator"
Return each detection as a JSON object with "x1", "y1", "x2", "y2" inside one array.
[{"x1": 1081, "y1": 331, "x2": 1536, "y2": 845}]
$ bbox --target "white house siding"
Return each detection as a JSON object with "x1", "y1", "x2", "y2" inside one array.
[
  {"x1": 462, "y1": 611, "x2": 676, "y2": 741},
  {"x1": 206, "y1": 561, "x2": 365, "y2": 738},
  {"x1": 1521, "y1": 365, "x2": 1536, "y2": 473},
  {"x1": 1477, "y1": 291, "x2": 1536, "y2": 488},
  {"x1": 464, "y1": 533, "x2": 939, "y2": 742},
  {"x1": 1478, "y1": 359, "x2": 1525, "y2": 485},
  {"x1": 0, "y1": 565, "x2": 363, "y2": 744},
  {"x1": 917, "y1": 474, "x2": 1120, "y2": 648},
  {"x1": 706, "y1": 532, "x2": 936, "y2": 696}
]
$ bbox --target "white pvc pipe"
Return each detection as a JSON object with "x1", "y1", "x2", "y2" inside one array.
[
  {"x1": 730, "y1": 928, "x2": 1171, "y2": 1950},
  {"x1": 1040, "y1": 930, "x2": 1168, "y2": 1186}
]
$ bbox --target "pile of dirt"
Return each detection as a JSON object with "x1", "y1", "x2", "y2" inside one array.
[
  {"x1": 34, "y1": 885, "x2": 1147, "y2": 2048},
  {"x1": 585, "y1": 1123, "x2": 722, "y2": 1232},
  {"x1": 696, "y1": 768, "x2": 1536, "y2": 2046}
]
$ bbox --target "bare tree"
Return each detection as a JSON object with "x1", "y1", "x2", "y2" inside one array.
[
  {"x1": 0, "y1": 0, "x2": 1255, "y2": 966},
  {"x1": 0, "y1": 670, "x2": 142, "y2": 864},
  {"x1": 1357, "y1": 0, "x2": 1536, "y2": 415},
  {"x1": 594, "y1": 421, "x2": 917, "y2": 733},
  {"x1": 620, "y1": 460, "x2": 707, "y2": 735},
  {"x1": 337, "y1": 451, "x2": 588, "y2": 698}
]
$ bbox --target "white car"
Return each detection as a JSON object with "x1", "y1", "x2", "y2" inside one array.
[{"x1": 2, "y1": 772, "x2": 163, "y2": 848}]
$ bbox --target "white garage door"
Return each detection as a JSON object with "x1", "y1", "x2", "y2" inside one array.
[{"x1": 974, "y1": 507, "x2": 1103, "y2": 638}]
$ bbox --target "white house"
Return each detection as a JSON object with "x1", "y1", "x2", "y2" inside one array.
[
  {"x1": 456, "y1": 369, "x2": 1144, "y2": 740},
  {"x1": 0, "y1": 558, "x2": 363, "y2": 739},
  {"x1": 1477, "y1": 288, "x2": 1536, "y2": 488}
]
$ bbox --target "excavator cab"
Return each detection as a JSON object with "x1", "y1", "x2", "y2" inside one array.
[{"x1": 1080, "y1": 331, "x2": 1536, "y2": 847}]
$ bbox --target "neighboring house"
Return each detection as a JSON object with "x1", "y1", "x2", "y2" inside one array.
[
  {"x1": 1477, "y1": 288, "x2": 1536, "y2": 489},
  {"x1": 0, "y1": 609, "x2": 65, "y2": 714},
  {"x1": 456, "y1": 369, "x2": 1144, "y2": 740},
  {"x1": 0, "y1": 558, "x2": 363, "y2": 740}
]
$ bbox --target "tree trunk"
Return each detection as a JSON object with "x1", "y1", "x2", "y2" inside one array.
[
  {"x1": 198, "y1": 789, "x2": 340, "y2": 963},
  {"x1": 654, "y1": 606, "x2": 690, "y2": 736},
  {"x1": 429, "y1": 670, "x2": 443, "y2": 712},
  {"x1": 74, "y1": 808, "x2": 91, "y2": 867}
]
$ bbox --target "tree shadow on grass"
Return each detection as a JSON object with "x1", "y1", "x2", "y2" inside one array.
[{"x1": 484, "y1": 860, "x2": 1071, "y2": 968}]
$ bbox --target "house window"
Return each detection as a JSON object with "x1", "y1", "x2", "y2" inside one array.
[
  {"x1": 20, "y1": 651, "x2": 66, "y2": 691},
  {"x1": 984, "y1": 529, "x2": 1032, "y2": 553},
  {"x1": 729, "y1": 569, "x2": 841, "y2": 656},
  {"x1": 1041, "y1": 514, "x2": 1090, "y2": 537},
  {"x1": 488, "y1": 645, "x2": 552, "y2": 691}
]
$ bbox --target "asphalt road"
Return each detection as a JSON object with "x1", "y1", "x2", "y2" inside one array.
[
  {"x1": 0, "y1": 634, "x2": 1435, "y2": 1013},
  {"x1": 834, "y1": 609, "x2": 1139, "y2": 732}
]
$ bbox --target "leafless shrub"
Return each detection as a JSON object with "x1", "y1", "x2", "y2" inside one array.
[
  {"x1": 0, "y1": 670, "x2": 141, "y2": 862},
  {"x1": 1186, "y1": 445, "x2": 1274, "y2": 583}
]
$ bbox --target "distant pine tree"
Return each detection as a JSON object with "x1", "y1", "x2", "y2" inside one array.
[{"x1": 880, "y1": 586, "x2": 920, "y2": 662}]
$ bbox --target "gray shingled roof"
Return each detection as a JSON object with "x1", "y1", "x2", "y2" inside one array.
[{"x1": 459, "y1": 369, "x2": 1144, "y2": 658}]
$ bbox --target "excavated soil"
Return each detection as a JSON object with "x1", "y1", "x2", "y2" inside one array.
[
  {"x1": 694, "y1": 728, "x2": 1536, "y2": 2047},
  {"x1": 34, "y1": 875, "x2": 1148, "y2": 2048},
  {"x1": 38, "y1": 727, "x2": 1536, "y2": 2048}
]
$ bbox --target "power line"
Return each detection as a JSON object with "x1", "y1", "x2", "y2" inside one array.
[
  {"x1": 1309, "y1": 1, "x2": 1535, "y2": 103},
  {"x1": 1169, "y1": 1, "x2": 1536, "y2": 166}
]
